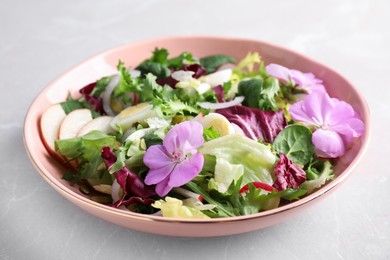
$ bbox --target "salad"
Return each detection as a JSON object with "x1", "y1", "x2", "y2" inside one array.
[{"x1": 40, "y1": 48, "x2": 364, "y2": 218}]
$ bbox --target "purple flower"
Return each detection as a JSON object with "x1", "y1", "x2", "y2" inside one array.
[
  {"x1": 289, "y1": 92, "x2": 364, "y2": 158},
  {"x1": 143, "y1": 121, "x2": 205, "y2": 196},
  {"x1": 266, "y1": 63, "x2": 326, "y2": 94}
]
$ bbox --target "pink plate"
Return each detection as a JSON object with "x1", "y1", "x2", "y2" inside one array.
[{"x1": 23, "y1": 36, "x2": 370, "y2": 237}]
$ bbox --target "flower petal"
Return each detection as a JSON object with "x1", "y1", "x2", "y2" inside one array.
[
  {"x1": 289, "y1": 92, "x2": 334, "y2": 126},
  {"x1": 305, "y1": 84, "x2": 327, "y2": 94},
  {"x1": 155, "y1": 176, "x2": 173, "y2": 197},
  {"x1": 312, "y1": 129, "x2": 346, "y2": 158},
  {"x1": 288, "y1": 100, "x2": 316, "y2": 124},
  {"x1": 332, "y1": 118, "x2": 365, "y2": 144},
  {"x1": 143, "y1": 145, "x2": 172, "y2": 169},
  {"x1": 327, "y1": 98, "x2": 356, "y2": 126},
  {"x1": 168, "y1": 153, "x2": 204, "y2": 187},
  {"x1": 144, "y1": 163, "x2": 175, "y2": 185},
  {"x1": 266, "y1": 64, "x2": 291, "y2": 84},
  {"x1": 290, "y1": 70, "x2": 326, "y2": 94},
  {"x1": 163, "y1": 121, "x2": 204, "y2": 155},
  {"x1": 325, "y1": 98, "x2": 364, "y2": 143}
]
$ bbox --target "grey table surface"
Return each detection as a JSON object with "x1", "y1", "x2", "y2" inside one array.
[{"x1": 1, "y1": 0, "x2": 389, "y2": 259}]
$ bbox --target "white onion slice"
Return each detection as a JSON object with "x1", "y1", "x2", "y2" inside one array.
[
  {"x1": 173, "y1": 187, "x2": 201, "y2": 199},
  {"x1": 110, "y1": 180, "x2": 128, "y2": 210},
  {"x1": 200, "y1": 69, "x2": 232, "y2": 87},
  {"x1": 216, "y1": 63, "x2": 236, "y2": 71},
  {"x1": 197, "y1": 96, "x2": 245, "y2": 110},
  {"x1": 111, "y1": 179, "x2": 121, "y2": 202},
  {"x1": 102, "y1": 75, "x2": 120, "y2": 116},
  {"x1": 171, "y1": 70, "x2": 194, "y2": 81},
  {"x1": 130, "y1": 69, "x2": 141, "y2": 78}
]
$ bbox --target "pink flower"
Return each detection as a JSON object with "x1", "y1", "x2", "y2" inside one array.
[
  {"x1": 289, "y1": 92, "x2": 364, "y2": 158},
  {"x1": 143, "y1": 121, "x2": 205, "y2": 196},
  {"x1": 266, "y1": 63, "x2": 326, "y2": 94}
]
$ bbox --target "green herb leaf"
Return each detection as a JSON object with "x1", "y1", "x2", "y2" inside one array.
[
  {"x1": 115, "y1": 61, "x2": 142, "y2": 97},
  {"x1": 273, "y1": 124, "x2": 315, "y2": 166},
  {"x1": 60, "y1": 98, "x2": 85, "y2": 114},
  {"x1": 152, "y1": 97, "x2": 199, "y2": 119},
  {"x1": 301, "y1": 160, "x2": 334, "y2": 193},
  {"x1": 143, "y1": 132, "x2": 163, "y2": 147},
  {"x1": 186, "y1": 181, "x2": 236, "y2": 217},
  {"x1": 150, "y1": 48, "x2": 169, "y2": 64},
  {"x1": 91, "y1": 76, "x2": 112, "y2": 96},
  {"x1": 200, "y1": 54, "x2": 236, "y2": 73},
  {"x1": 277, "y1": 188, "x2": 307, "y2": 201},
  {"x1": 234, "y1": 52, "x2": 262, "y2": 77},
  {"x1": 238, "y1": 78, "x2": 263, "y2": 108},
  {"x1": 237, "y1": 77, "x2": 280, "y2": 111},
  {"x1": 136, "y1": 61, "x2": 170, "y2": 79},
  {"x1": 140, "y1": 73, "x2": 160, "y2": 102},
  {"x1": 238, "y1": 183, "x2": 276, "y2": 214},
  {"x1": 167, "y1": 52, "x2": 198, "y2": 70}
]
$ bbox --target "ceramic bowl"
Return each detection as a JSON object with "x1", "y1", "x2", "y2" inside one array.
[{"x1": 24, "y1": 36, "x2": 370, "y2": 237}]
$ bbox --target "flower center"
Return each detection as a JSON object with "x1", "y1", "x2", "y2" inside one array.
[
  {"x1": 311, "y1": 116, "x2": 329, "y2": 130},
  {"x1": 171, "y1": 151, "x2": 186, "y2": 162}
]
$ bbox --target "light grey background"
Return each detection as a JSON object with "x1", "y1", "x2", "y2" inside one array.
[{"x1": 1, "y1": 0, "x2": 389, "y2": 259}]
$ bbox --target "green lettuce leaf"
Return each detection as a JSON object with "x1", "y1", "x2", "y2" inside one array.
[
  {"x1": 203, "y1": 126, "x2": 221, "y2": 141},
  {"x1": 56, "y1": 131, "x2": 116, "y2": 181},
  {"x1": 212, "y1": 158, "x2": 244, "y2": 193},
  {"x1": 199, "y1": 134, "x2": 276, "y2": 185}
]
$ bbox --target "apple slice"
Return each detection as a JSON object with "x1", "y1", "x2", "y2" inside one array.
[
  {"x1": 59, "y1": 109, "x2": 93, "y2": 140},
  {"x1": 40, "y1": 103, "x2": 66, "y2": 155},
  {"x1": 77, "y1": 116, "x2": 115, "y2": 137}
]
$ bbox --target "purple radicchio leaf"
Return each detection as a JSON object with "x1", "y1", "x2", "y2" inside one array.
[
  {"x1": 212, "y1": 85, "x2": 224, "y2": 102},
  {"x1": 156, "y1": 64, "x2": 207, "y2": 87},
  {"x1": 273, "y1": 153, "x2": 306, "y2": 191},
  {"x1": 79, "y1": 82, "x2": 105, "y2": 114},
  {"x1": 101, "y1": 147, "x2": 155, "y2": 208},
  {"x1": 216, "y1": 105, "x2": 287, "y2": 143},
  {"x1": 156, "y1": 76, "x2": 179, "y2": 88},
  {"x1": 181, "y1": 64, "x2": 207, "y2": 79}
]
